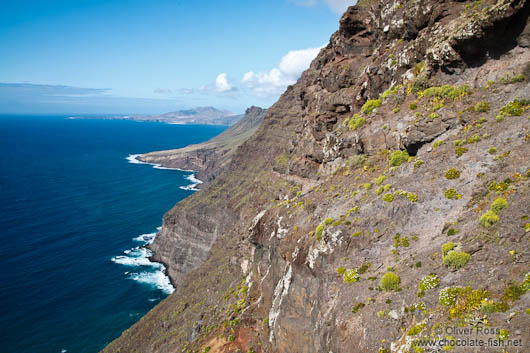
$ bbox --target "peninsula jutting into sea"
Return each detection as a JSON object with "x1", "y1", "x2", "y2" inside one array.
[{"x1": 2, "y1": 0, "x2": 530, "y2": 352}]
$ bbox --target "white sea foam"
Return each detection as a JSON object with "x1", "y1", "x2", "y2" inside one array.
[
  {"x1": 111, "y1": 255, "x2": 159, "y2": 267},
  {"x1": 129, "y1": 270, "x2": 174, "y2": 294},
  {"x1": 126, "y1": 154, "x2": 203, "y2": 191},
  {"x1": 179, "y1": 173, "x2": 203, "y2": 191},
  {"x1": 133, "y1": 232, "x2": 156, "y2": 244},
  {"x1": 111, "y1": 228, "x2": 175, "y2": 294}
]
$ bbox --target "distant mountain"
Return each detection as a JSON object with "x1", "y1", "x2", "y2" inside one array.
[{"x1": 75, "y1": 106, "x2": 243, "y2": 126}]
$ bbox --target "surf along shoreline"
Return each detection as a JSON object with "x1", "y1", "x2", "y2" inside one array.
[{"x1": 115, "y1": 154, "x2": 204, "y2": 291}]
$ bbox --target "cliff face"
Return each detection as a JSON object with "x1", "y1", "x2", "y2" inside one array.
[
  {"x1": 139, "y1": 106, "x2": 266, "y2": 184},
  {"x1": 103, "y1": 0, "x2": 530, "y2": 352}
]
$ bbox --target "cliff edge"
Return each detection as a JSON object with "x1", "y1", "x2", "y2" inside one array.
[
  {"x1": 138, "y1": 106, "x2": 266, "y2": 184},
  {"x1": 103, "y1": 0, "x2": 530, "y2": 352}
]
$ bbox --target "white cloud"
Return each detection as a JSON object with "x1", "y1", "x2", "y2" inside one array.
[
  {"x1": 242, "y1": 46, "x2": 322, "y2": 97},
  {"x1": 323, "y1": 0, "x2": 352, "y2": 14},
  {"x1": 215, "y1": 73, "x2": 233, "y2": 93}
]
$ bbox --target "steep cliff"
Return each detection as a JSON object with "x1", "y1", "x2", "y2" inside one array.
[
  {"x1": 103, "y1": 0, "x2": 530, "y2": 352},
  {"x1": 139, "y1": 106, "x2": 266, "y2": 184}
]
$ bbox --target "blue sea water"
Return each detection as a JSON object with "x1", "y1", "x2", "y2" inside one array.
[{"x1": 0, "y1": 115, "x2": 227, "y2": 353}]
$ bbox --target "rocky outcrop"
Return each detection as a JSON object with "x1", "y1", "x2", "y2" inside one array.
[
  {"x1": 103, "y1": 0, "x2": 530, "y2": 352},
  {"x1": 138, "y1": 106, "x2": 266, "y2": 183}
]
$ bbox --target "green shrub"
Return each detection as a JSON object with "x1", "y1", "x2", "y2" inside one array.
[
  {"x1": 455, "y1": 147, "x2": 468, "y2": 157},
  {"x1": 445, "y1": 168, "x2": 461, "y2": 179},
  {"x1": 488, "y1": 146, "x2": 497, "y2": 154},
  {"x1": 379, "y1": 272, "x2": 400, "y2": 291},
  {"x1": 439, "y1": 287, "x2": 463, "y2": 306},
  {"x1": 352, "y1": 302, "x2": 365, "y2": 313},
  {"x1": 443, "y1": 251, "x2": 470, "y2": 270},
  {"x1": 336, "y1": 266, "x2": 346, "y2": 275},
  {"x1": 441, "y1": 242, "x2": 455, "y2": 256},
  {"x1": 324, "y1": 217, "x2": 333, "y2": 225},
  {"x1": 479, "y1": 210, "x2": 499, "y2": 228},
  {"x1": 422, "y1": 85, "x2": 470, "y2": 100},
  {"x1": 348, "y1": 114, "x2": 366, "y2": 130},
  {"x1": 499, "y1": 99, "x2": 529, "y2": 117},
  {"x1": 474, "y1": 101, "x2": 490, "y2": 112},
  {"x1": 429, "y1": 112, "x2": 439, "y2": 119},
  {"x1": 417, "y1": 274, "x2": 440, "y2": 297},
  {"x1": 374, "y1": 174, "x2": 387, "y2": 185},
  {"x1": 383, "y1": 193, "x2": 394, "y2": 202},
  {"x1": 389, "y1": 150, "x2": 409, "y2": 167},
  {"x1": 444, "y1": 188, "x2": 462, "y2": 200},
  {"x1": 361, "y1": 99, "x2": 382, "y2": 115},
  {"x1": 410, "y1": 102, "x2": 417, "y2": 110},
  {"x1": 447, "y1": 228, "x2": 459, "y2": 236},
  {"x1": 343, "y1": 269, "x2": 360, "y2": 283},
  {"x1": 228, "y1": 335, "x2": 235, "y2": 342},
  {"x1": 315, "y1": 224, "x2": 324, "y2": 241},
  {"x1": 358, "y1": 263, "x2": 370, "y2": 274},
  {"x1": 491, "y1": 198, "x2": 507, "y2": 213}
]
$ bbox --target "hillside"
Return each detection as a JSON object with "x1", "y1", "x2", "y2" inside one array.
[
  {"x1": 103, "y1": 0, "x2": 530, "y2": 352},
  {"x1": 138, "y1": 106, "x2": 266, "y2": 184}
]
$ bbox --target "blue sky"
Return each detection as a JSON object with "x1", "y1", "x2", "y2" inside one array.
[{"x1": 0, "y1": 0, "x2": 354, "y2": 114}]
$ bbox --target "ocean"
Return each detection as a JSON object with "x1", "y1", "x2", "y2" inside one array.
[{"x1": 0, "y1": 115, "x2": 226, "y2": 353}]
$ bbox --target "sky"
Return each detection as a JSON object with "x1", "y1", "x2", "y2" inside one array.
[{"x1": 0, "y1": 0, "x2": 354, "y2": 114}]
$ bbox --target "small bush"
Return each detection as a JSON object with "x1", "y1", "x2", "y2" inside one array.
[
  {"x1": 491, "y1": 198, "x2": 507, "y2": 213},
  {"x1": 455, "y1": 147, "x2": 468, "y2": 157},
  {"x1": 474, "y1": 101, "x2": 490, "y2": 112},
  {"x1": 336, "y1": 266, "x2": 346, "y2": 275},
  {"x1": 374, "y1": 174, "x2": 387, "y2": 185},
  {"x1": 417, "y1": 274, "x2": 440, "y2": 297},
  {"x1": 439, "y1": 287, "x2": 463, "y2": 306},
  {"x1": 315, "y1": 224, "x2": 324, "y2": 241},
  {"x1": 383, "y1": 193, "x2": 394, "y2": 202},
  {"x1": 407, "y1": 323, "x2": 425, "y2": 336},
  {"x1": 410, "y1": 102, "x2": 417, "y2": 110},
  {"x1": 488, "y1": 146, "x2": 497, "y2": 154},
  {"x1": 343, "y1": 269, "x2": 360, "y2": 283},
  {"x1": 389, "y1": 150, "x2": 409, "y2": 167},
  {"x1": 441, "y1": 242, "x2": 455, "y2": 256},
  {"x1": 422, "y1": 84, "x2": 470, "y2": 100},
  {"x1": 443, "y1": 251, "x2": 470, "y2": 270},
  {"x1": 348, "y1": 114, "x2": 366, "y2": 130},
  {"x1": 379, "y1": 272, "x2": 400, "y2": 291},
  {"x1": 324, "y1": 217, "x2": 333, "y2": 225},
  {"x1": 352, "y1": 302, "x2": 365, "y2": 313},
  {"x1": 445, "y1": 168, "x2": 461, "y2": 179},
  {"x1": 479, "y1": 210, "x2": 499, "y2": 228},
  {"x1": 444, "y1": 188, "x2": 462, "y2": 200},
  {"x1": 447, "y1": 228, "x2": 459, "y2": 236},
  {"x1": 499, "y1": 99, "x2": 529, "y2": 117},
  {"x1": 361, "y1": 99, "x2": 382, "y2": 115}
]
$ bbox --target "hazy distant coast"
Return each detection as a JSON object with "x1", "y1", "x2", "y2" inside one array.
[{"x1": 70, "y1": 106, "x2": 244, "y2": 126}]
